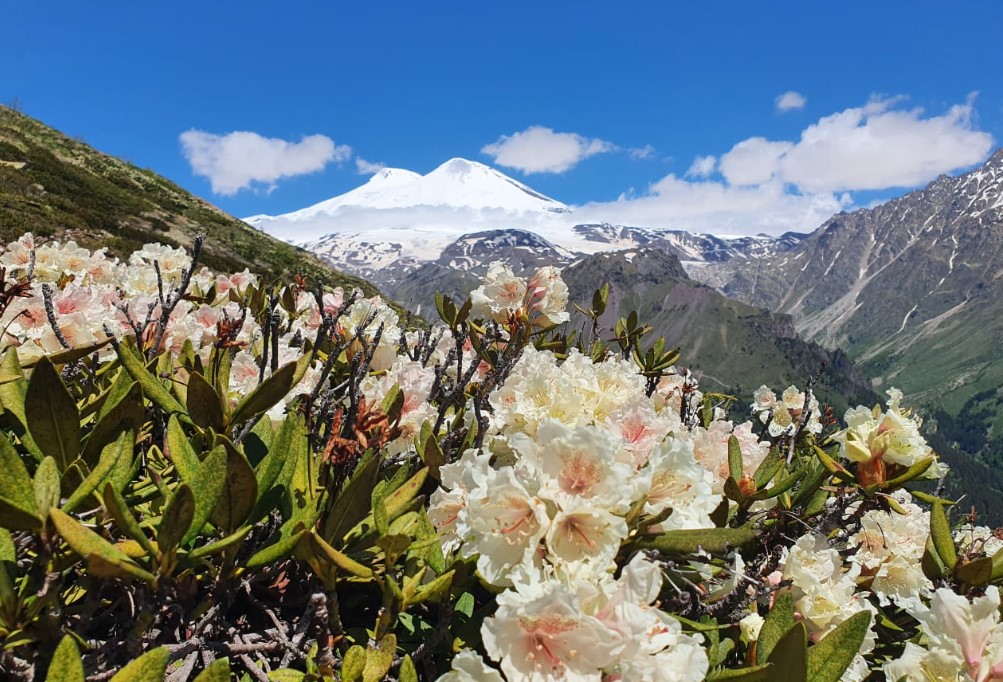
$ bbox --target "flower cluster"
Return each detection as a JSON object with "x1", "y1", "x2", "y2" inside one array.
[
  {"x1": 0, "y1": 233, "x2": 402, "y2": 418},
  {"x1": 5, "y1": 233, "x2": 994, "y2": 682},
  {"x1": 750, "y1": 384, "x2": 822, "y2": 437},
  {"x1": 470, "y1": 262, "x2": 570, "y2": 328}
]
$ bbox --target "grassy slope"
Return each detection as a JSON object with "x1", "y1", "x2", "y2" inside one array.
[{"x1": 0, "y1": 106, "x2": 381, "y2": 296}]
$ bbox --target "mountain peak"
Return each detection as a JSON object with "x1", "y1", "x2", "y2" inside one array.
[
  {"x1": 432, "y1": 158, "x2": 488, "y2": 176},
  {"x1": 369, "y1": 167, "x2": 422, "y2": 184},
  {"x1": 986, "y1": 147, "x2": 1003, "y2": 169}
]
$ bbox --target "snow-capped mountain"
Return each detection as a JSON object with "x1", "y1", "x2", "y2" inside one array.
[{"x1": 245, "y1": 157, "x2": 801, "y2": 286}]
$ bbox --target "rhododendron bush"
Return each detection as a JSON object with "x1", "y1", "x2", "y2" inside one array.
[{"x1": 0, "y1": 233, "x2": 999, "y2": 681}]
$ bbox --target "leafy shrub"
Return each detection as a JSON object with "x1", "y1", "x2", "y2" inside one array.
[{"x1": 0, "y1": 234, "x2": 999, "y2": 681}]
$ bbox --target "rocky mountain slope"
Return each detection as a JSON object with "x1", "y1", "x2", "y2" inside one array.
[
  {"x1": 701, "y1": 149, "x2": 1003, "y2": 461},
  {"x1": 0, "y1": 106, "x2": 380, "y2": 295}
]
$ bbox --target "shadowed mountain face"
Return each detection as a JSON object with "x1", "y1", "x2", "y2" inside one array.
[
  {"x1": 559, "y1": 248, "x2": 877, "y2": 418},
  {"x1": 0, "y1": 106, "x2": 380, "y2": 295},
  {"x1": 697, "y1": 149, "x2": 1003, "y2": 420}
]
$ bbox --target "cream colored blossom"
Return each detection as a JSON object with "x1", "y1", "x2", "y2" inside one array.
[{"x1": 482, "y1": 579, "x2": 622, "y2": 681}]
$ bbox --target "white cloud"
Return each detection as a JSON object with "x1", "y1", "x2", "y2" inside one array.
[
  {"x1": 578, "y1": 177, "x2": 848, "y2": 235},
  {"x1": 179, "y1": 129, "x2": 350, "y2": 195},
  {"x1": 775, "y1": 91, "x2": 807, "y2": 112},
  {"x1": 481, "y1": 125, "x2": 616, "y2": 174},
  {"x1": 719, "y1": 138, "x2": 792, "y2": 186},
  {"x1": 355, "y1": 157, "x2": 386, "y2": 175},
  {"x1": 685, "y1": 154, "x2": 717, "y2": 178},
  {"x1": 628, "y1": 144, "x2": 656, "y2": 160},
  {"x1": 712, "y1": 96, "x2": 993, "y2": 193},
  {"x1": 778, "y1": 96, "x2": 993, "y2": 192},
  {"x1": 575, "y1": 96, "x2": 992, "y2": 235}
]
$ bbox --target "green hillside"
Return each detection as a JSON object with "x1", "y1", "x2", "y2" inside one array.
[{"x1": 0, "y1": 105, "x2": 380, "y2": 295}]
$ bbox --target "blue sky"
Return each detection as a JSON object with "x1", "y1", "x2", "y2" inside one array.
[{"x1": 4, "y1": 1, "x2": 1003, "y2": 234}]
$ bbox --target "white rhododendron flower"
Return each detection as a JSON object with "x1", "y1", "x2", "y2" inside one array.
[
  {"x1": 595, "y1": 553, "x2": 709, "y2": 682},
  {"x1": 460, "y1": 467, "x2": 550, "y2": 586},
  {"x1": 833, "y1": 388, "x2": 937, "y2": 469},
  {"x1": 470, "y1": 262, "x2": 570, "y2": 327},
  {"x1": 847, "y1": 494, "x2": 932, "y2": 610},
  {"x1": 511, "y1": 420, "x2": 634, "y2": 512},
  {"x1": 482, "y1": 579, "x2": 621, "y2": 681},
  {"x1": 884, "y1": 586, "x2": 1003, "y2": 681},
  {"x1": 751, "y1": 384, "x2": 823, "y2": 437},
  {"x1": 681, "y1": 419, "x2": 769, "y2": 492},
  {"x1": 644, "y1": 436, "x2": 719, "y2": 529}
]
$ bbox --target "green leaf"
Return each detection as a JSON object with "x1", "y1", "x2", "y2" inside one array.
[
  {"x1": 0, "y1": 432, "x2": 37, "y2": 521},
  {"x1": 80, "y1": 374, "x2": 141, "y2": 469},
  {"x1": 250, "y1": 413, "x2": 304, "y2": 521},
  {"x1": 185, "y1": 444, "x2": 227, "y2": 544},
  {"x1": 245, "y1": 529, "x2": 307, "y2": 569},
  {"x1": 0, "y1": 528, "x2": 14, "y2": 562},
  {"x1": 33, "y1": 456, "x2": 61, "y2": 521},
  {"x1": 807, "y1": 610, "x2": 871, "y2": 682},
  {"x1": 728, "y1": 435, "x2": 743, "y2": 483},
  {"x1": 115, "y1": 342, "x2": 190, "y2": 422},
  {"x1": 417, "y1": 423, "x2": 446, "y2": 479},
  {"x1": 321, "y1": 451, "x2": 380, "y2": 544},
  {"x1": 930, "y1": 500, "x2": 958, "y2": 570},
  {"x1": 159, "y1": 483, "x2": 195, "y2": 554},
  {"x1": 193, "y1": 658, "x2": 231, "y2": 682},
  {"x1": 382, "y1": 467, "x2": 428, "y2": 521},
  {"x1": 210, "y1": 445, "x2": 258, "y2": 533},
  {"x1": 226, "y1": 359, "x2": 305, "y2": 429},
  {"x1": 363, "y1": 634, "x2": 396, "y2": 682},
  {"x1": 767, "y1": 621, "x2": 807, "y2": 682},
  {"x1": 299, "y1": 531, "x2": 374, "y2": 580},
  {"x1": 910, "y1": 490, "x2": 956, "y2": 506},
  {"x1": 166, "y1": 415, "x2": 201, "y2": 484},
  {"x1": 266, "y1": 671, "x2": 305, "y2": 682},
  {"x1": 757, "y1": 591, "x2": 795, "y2": 665},
  {"x1": 25, "y1": 356, "x2": 80, "y2": 471},
  {"x1": 49, "y1": 508, "x2": 155, "y2": 582},
  {"x1": 186, "y1": 371, "x2": 224, "y2": 432},
  {"x1": 103, "y1": 483, "x2": 155, "y2": 557},
  {"x1": 398, "y1": 655, "x2": 418, "y2": 682},
  {"x1": 246, "y1": 417, "x2": 274, "y2": 467},
  {"x1": 0, "y1": 351, "x2": 43, "y2": 461},
  {"x1": 0, "y1": 497, "x2": 41, "y2": 531},
  {"x1": 22, "y1": 339, "x2": 112, "y2": 369},
  {"x1": 922, "y1": 536, "x2": 947, "y2": 581},
  {"x1": 882, "y1": 457, "x2": 934, "y2": 488},
  {"x1": 46, "y1": 635, "x2": 84, "y2": 682},
  {"x1": 635, "y1": 528, "x2": 759, "y2": 554},
  {"x1": 109, "y1": 646, "x2": 169, "y2": 681},
  {"x1": 188, "y1": 525, "x2": 252, "y2": 560},
  {"x1": 410, "y1": 569, "x2": 455, "y2": 605},
  {"x1": 992, "y1": 546, "x2": 1003, "y2": 581},
  {"x1": 342, "y1": 645, "x2": 366, "y2": 682},
  {"x1": 63, "y1": 428, "x2": 132, "y2": 514},
  {"x1": 707, "y1": 663, "x2": 774, "y2": 681},
  {"x1": 753, "y1": 447, "x2": 785, "y2": 490}
]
